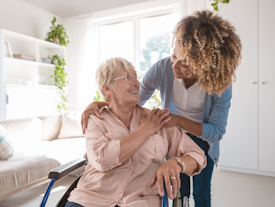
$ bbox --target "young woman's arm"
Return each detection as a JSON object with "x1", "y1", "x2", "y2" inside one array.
[{"x1": 164, "y1": 114, "x2": 203, "y2": 137}]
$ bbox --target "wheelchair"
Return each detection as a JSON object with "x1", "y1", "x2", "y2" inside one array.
[{"x1": 39, "y1": 158, "x2": 189, "y2": 207}]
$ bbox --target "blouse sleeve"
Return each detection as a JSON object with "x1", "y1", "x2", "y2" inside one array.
[
  {"x1": 85, "y1": 116, "x2": 122, "y2": 172},
  {"x1": 166, "y1": 127, "x2": 207, "y2": 176}
]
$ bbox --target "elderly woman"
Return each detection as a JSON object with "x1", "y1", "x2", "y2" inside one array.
[{"x1": 65, "y1": 57, "x2": 206, "y2": 207}]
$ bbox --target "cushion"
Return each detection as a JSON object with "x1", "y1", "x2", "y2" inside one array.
[
  {"x1": 0, "y1": 118, "x2": 43, "y2": 152},
  {"x1": 0, "y1": 125, "x2": 14, "y2": 159},
  {"x1": 58, "y1": 112, "x2": 84, "y2": 139},
  {"x1": 38, "y1": 115, "x2": 62, "y2": 141}
]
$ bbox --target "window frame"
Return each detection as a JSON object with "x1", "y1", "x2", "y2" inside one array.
[{"x1": 94, "y1": 6, "x2": 179, "y2": 72}]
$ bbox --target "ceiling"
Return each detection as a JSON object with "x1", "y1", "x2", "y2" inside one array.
[{"x1": 23, "y1": 0, "x2": 152, "y2": 18}]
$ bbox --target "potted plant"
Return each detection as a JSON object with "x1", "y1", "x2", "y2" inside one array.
[
  {"x1": 45, "y1": 17, "x2": 70, "y2": 47},
  {"x1": 50, "y1": 55, "x2": 69, "y2": 112},
  {"x1": 210, "y1": 0, "x2": 230, "y2": 16}
]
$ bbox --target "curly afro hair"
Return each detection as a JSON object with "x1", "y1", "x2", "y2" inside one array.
[{"x1": 172, "y1": 10, "x2": 242, "y2": 96}]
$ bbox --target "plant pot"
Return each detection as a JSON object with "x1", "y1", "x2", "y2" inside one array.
[{"x1": 53, "y1": 38, "x2": 59, "y2": 44}]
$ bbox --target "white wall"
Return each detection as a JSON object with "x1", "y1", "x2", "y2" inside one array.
[{"x1": 0, "y1": 0, "x2": 63, "y2": 40}]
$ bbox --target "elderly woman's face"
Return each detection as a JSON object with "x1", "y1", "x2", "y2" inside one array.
[{"x1": 111, "y1": 67, "x2": 140, "y2": 105}]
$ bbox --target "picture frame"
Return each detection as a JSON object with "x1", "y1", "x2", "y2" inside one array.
[
  {"x1": 3, "y1": 42, "x2": 8, "y2": 57},
  {"x1": 5, "y1": 41, "x2": 13, "y2": 58}
]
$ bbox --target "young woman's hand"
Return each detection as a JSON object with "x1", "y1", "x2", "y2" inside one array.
[
  {"x1": 81, "y1": 101, "x2": 109, "y2": 134},
  {"x1": 162, "y1": 114, "x2": 179, "y2": 128},
  {"x1": 139, "y1": 108, "x2": 171, "y2": 136}
]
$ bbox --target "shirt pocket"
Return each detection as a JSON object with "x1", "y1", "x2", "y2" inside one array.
[{"x1": 104, "y1": 131, "x2": 125, "y2": 140}]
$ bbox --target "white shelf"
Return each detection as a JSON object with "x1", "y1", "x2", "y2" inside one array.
[
  {"x1": 6, "y1": 84, "x2": 57, "y2": 89},
  {"x1": 4, "y1": 57, "x2": 55, "y2": 68},
  {"x1": 4, "y1": 29, "x2": 64, "y2": 49},
  {"x1": 38, "y1": 62, "x2": 55, "y2": 68},
  {"x1": 38, "y1": 40, "x2": 65, "y2": 49},
  {"x1": 0, "y1": 29, "x2": 66, "y2": 119}
]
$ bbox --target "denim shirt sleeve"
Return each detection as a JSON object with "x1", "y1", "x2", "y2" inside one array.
[{"x1": 200, "y1": 86, "x2": 232, "y2": 143}]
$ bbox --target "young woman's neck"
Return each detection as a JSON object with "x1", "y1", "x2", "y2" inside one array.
[
  {"x1": 183, "y1": 77, "x2": 197, "y2": 89},
  {"x1": 108, "y1": 101, "x2": 134, "y2": 130}
]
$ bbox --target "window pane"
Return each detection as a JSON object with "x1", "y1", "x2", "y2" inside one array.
[
  {"x1": 99, "y1": 21, "x2": 133, "y2": 64},
  {"x1": 139, "y1": 13, "x2": 181, "y2": 73}
]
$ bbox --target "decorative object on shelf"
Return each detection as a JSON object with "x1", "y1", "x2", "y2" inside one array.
[
  {"x1": 13, "y1": 54, "x2": 35, "y2": 61},
  {"x1": 45, "y1": 17, "x2": 70, "y2": 47},
  {"x1": 4, "y1": 41, "x2": 13, "y2": 58},
  {"x1": 210, "y1": 0, "x2": 230, "y2": 15},
  {"x1": 37, "y1": 76, "x2": 46, "y2": 85},
  {"x1": 50, "y1": 54, "x2": 68, "y2": 112},
  {"x1": 41, "y1": 58, "x2": 52, "y2": 64},
  {"x1": 3, "y1": 42, "x2": 8, "y2": 57},
  {"x1": 16, "y1": 79, "x2": 25, "y2": 85}
]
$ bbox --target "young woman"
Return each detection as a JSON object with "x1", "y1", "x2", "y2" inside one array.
[{"x1": 81, "y1": 10, "x2": 242, "y2": 207}]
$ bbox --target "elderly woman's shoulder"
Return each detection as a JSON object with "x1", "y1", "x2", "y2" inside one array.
[{"x1": 88, "y1": 106, "x2": 109, "y2": 122}]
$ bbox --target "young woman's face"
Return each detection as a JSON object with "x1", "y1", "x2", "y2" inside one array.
[{"x1": 170, "y1": 44, "x2": 197, "y2": 80}]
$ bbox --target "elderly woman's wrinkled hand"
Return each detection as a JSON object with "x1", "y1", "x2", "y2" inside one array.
[
  {"x1": 139, "y1": 108, "x2": 171, "y2": 136},
  {"x1": 149, "y1": 158, "x2": 182, "y2": 200}
]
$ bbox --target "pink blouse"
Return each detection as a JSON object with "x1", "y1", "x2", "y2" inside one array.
[{"x1": 68, "y1": 105, "x2": 206, "y2": 207}]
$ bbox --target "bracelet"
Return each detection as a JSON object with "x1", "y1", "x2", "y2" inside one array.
[{"x1": 173, "y1": 157, "x2": 186, "y2": 173}]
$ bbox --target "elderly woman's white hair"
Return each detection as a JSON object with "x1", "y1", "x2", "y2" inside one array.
[{"x1": 96, "y1": 57, "x2": 136, "y2": 102}]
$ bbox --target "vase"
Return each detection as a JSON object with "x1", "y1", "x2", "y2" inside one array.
[{"x1": 53, "y1": 38, "x2": 59, "y2": 44}]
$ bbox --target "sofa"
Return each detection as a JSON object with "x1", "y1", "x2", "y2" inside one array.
[{"x1": 0, "y1": 112, "x2": 87, "y2": 201}]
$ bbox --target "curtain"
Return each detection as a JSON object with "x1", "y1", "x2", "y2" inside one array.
[
  {"x1": 64, "y1": 16, "x2": 97, "y2": 112},
  {"x1": 175, "y1": 0, "x2": 208, "y2": 18},
  {"x1": 75, "y1": 17, "x2": 97, "y2": 112}
]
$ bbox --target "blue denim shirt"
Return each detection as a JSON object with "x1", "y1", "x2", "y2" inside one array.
[{"x1": 138, "y1": 57, "x2": 232, "y2": 165}]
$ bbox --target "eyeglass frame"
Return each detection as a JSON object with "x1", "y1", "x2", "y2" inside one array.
[{"x1": 113, "y1": 73, "x2": 138, "y2": 83}]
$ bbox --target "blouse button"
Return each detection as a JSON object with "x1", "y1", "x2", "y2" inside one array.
[
  {"x1": 124, "y1": 180, "x2": 127, "y2": 182},
  {"x1": 130, "y1": 167, "x2": 133, "y2": 170},
  {"x1": 117, "y1": 197, "x2": 120, "y2": 199},
  {"x1": 96, "y1": 159, "x2": 100, "y2": 163}
]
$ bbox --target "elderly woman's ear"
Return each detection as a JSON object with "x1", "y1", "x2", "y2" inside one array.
[{"x1": 102, "y1": 84, "x2": 113, "y2": 96}]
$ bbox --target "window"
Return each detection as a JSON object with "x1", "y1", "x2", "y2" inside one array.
[
  {"x1": 96, "y1": 11, "x2": 181, "y2": 72},
  {"x1": 139, "y1": 13, "x2": 180, "y2": 74},
  {"x1": 98, "y1": 21, "x2": 133, "y2": 64},
  {"x1": 95, "y1": 8, "x2": 181, "y2": 108}
]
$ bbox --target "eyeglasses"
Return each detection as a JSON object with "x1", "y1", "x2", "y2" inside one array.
[{"x1": 113, "y1": 73, "x2": 138, "y2": 83}]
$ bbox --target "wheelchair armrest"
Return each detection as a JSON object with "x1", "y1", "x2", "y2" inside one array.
[{"x1": 49, "y1": 158, "x2": 87, "y2": 180}]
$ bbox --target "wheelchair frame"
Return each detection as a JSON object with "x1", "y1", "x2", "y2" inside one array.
[{"x1": 39, "y1": 158, "x2": 188, "y2": 207}]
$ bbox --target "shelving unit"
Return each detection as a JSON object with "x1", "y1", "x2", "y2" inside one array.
[{"x1": 0, "y1": 29, "x2": 66, "y2": 119}]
